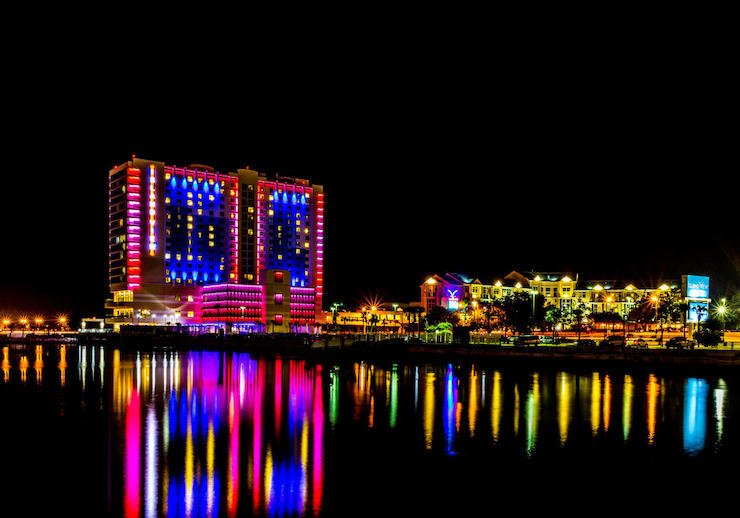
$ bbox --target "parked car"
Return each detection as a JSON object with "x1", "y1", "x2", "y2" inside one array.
[
  {"x1": 665, "y1": 337, "x2": 695, "y2": 349},
  {"x1": 576, "y1": 339, "x2": 597, "y2": 348},
  {"x1": 599, "y1": 335, "x2": 626, "y2": 349},
  {"x1": 628, "y1": 338, "x2": 648, "y2": 349},
  {"x1": 512, "y1": 335, "x2": 540, "y2": 346}
]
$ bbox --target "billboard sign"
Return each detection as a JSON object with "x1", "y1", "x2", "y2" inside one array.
[
  {"x1": 687, "y1": 301, "x2": 709, "y2": 323},
  {"x1": 446, "y1": 288, "x2": 459, "y2": 310},
  {"x1": 683, "y1": 275, "x2": 710, "y2": 299}
]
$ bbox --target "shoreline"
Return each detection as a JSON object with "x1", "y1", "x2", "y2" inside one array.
[{"x1": 4, "y1": 333, "x2": 740, "y2": 369}]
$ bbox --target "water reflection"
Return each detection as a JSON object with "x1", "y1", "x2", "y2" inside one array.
[
  {"x1": 714, "y1": 379, "x2": 727, "y2": 448},
  {"x1": 1, "y1": 344, "x2": 739, "y2": 516},
  {"x1": 683, "y1": 378, "x2": 708, "y2": 456}
]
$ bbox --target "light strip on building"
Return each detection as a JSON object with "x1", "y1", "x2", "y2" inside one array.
[
  {"x1": 127, "y1": 167, "x2": 142, "y2": 290},
  {"x1": 315, "y1": 192, "x2": 324, "y2": 309},
  {"x1": 148, "y1": 164, "x2": 157, "y2": 256}
]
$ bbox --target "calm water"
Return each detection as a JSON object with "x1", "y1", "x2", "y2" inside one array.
[{"x1": 1, "y1": 343, "x2": 738, "y2": 517}]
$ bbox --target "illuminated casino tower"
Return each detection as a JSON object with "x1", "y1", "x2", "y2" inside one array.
[{"x1": 107, "y1": 157, "x2": 324, "y2": 332}]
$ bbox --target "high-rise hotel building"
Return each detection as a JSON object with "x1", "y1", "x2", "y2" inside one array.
[{"x1": 106, "y1": 156, "x2": 324, "y2": 332}]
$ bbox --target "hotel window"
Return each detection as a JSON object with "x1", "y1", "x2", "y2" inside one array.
[{"x1": 274, "y1": 293, "x2": 283, "y2": 304}]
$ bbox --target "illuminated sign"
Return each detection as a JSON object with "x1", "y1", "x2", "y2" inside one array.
[
  {"x1": 447, "y1": 288, "x2": 459, "y2": 310},
  {"x1": 687, "y1": 301, "x2": 709, "y2": 323},
  {"x1": 683, "y1": 275, "x2": 710, "y2": 299},
  {"x1": 147, "y1": 164, "x2": 157, "y2": 255}
]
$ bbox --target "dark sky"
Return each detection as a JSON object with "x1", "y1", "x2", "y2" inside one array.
[{"x1": 1, "y1": 21, "x2": 737, "y2": 320}]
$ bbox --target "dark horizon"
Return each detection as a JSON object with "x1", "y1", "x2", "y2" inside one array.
[{"x1": 1, "y1": 43, "x2": 737, "y2": 321}]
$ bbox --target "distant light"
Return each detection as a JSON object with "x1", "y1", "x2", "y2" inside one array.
[{"x1": 660, "y1": 284, "x2": 670, "y2": 291}]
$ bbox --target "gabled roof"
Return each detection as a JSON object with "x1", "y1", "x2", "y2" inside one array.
[{"x1": 419, "y1": 274, "x2": 447, "y2": 288}]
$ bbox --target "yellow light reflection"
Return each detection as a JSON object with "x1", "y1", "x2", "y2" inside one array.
[
  {"x1": 491, "y1": 371, "x2": 502, "y2": 444},
  {"x1": 207, "y1": 419, "x2": 215, "y2": 516},
  {"x1": 2, "y1": 347, "x2": 10, "y2": 382},
  {"x1": 557, "y1": 372, "x2": 573, "y2": 446},
  {"x1": 647, "y1": 374, "x2": 659, "y2": 444},
  {"x1": 469, "y1": 367, "x2": 478, "y2": 437},
  {"x1": 623, "y1": 375, "x2": 633, "y2": 441},
  {"x1": 424, "y1": 371, "x2": 435, "y2": 449},
  {"x1": 590, "y1": 372, "x2": 601, "y2": 436},
  {"x1": 34, "y1": 345, "x2": 43, "y2": 385},
  {"x1": 19, "y1": 355, "x2": 28, "y2": 383},
  {"x1": 603, "y1": 375, "x2": 611, "y2": 432}
]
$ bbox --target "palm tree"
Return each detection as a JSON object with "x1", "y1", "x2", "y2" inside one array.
[{"x1": 572, "y1": 307, "x2": 585, "y2": 342}]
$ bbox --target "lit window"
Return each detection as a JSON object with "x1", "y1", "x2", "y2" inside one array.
[
  {"x1": 274, "y1": 293, "x2": 283, "y2": 304},
  {"x1": 187, "y1": 311, "x2": 194, "y2": 317},
  {"x1": 209, "y1": 241, "x2": 214, "y2": 247}
]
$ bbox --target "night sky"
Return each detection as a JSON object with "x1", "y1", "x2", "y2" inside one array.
[{"x1": 1, "y1": 27, "x2": 737, "y2": 321}]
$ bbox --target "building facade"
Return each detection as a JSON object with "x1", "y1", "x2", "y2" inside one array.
[
  {"x1": 106, "y1": 157, "x2": 324, "y2": 332},
  {"x1": 421, "y1": 270, "x2": 697, "y2": 321}
]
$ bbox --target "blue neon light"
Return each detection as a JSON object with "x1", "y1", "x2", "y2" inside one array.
[{"x1": 181, "y1": 178, "x2": 187, "y2": 189}]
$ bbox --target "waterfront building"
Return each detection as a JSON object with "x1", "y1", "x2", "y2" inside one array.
[
  {"x1": 421, "y1": 271, "x2": 702, "y2": 322},
  {"x1": 325, "y1": 307, "x2": 407, "y2": 333},
  {"x1": 106, "y1": 156, "x2": 324, "y2": 332}
]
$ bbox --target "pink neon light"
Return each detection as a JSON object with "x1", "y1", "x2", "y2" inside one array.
[{"x1": 124, "y1": 387, "x2": 141, "y2": 517}]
